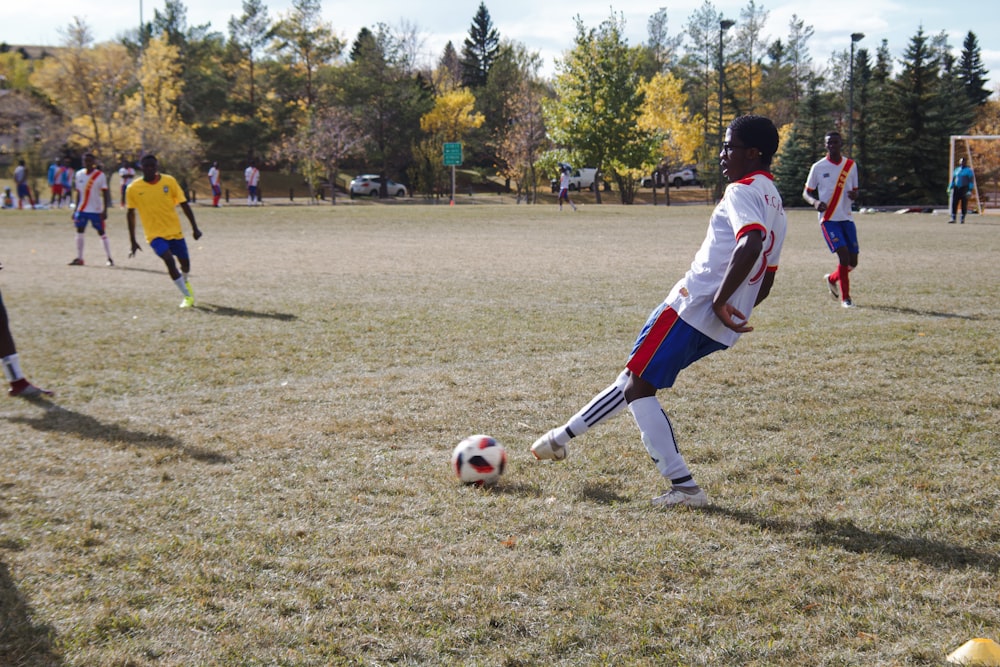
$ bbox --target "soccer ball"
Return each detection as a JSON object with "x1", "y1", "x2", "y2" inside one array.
[{"x1": 451, "y1": 435, "x2": 507, "y2": 486}]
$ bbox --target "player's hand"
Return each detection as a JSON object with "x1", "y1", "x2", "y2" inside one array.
[
  {"x1": 193, "y1": 228, "x2": 203, "y2": 241},
  {"x1": 815, "y1": 201, "x2": 827, "y2": 212},
  {"x1": 713, "y1": 302, "x2": 754, "y2": 333},
  {"x1": 129, "y1": 243, "x2": 142, "y2": 259}
]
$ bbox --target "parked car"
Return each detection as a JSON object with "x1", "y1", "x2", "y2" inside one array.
[
  {"x1": 549, "y1": 167, "x2": 599, "y2": 192},
  {"x1": 641, "y1": 166, "x2": 700, "y2": 188},
  {"x1": 349, "y1": 174, "x2": 408, "y2": 198}
]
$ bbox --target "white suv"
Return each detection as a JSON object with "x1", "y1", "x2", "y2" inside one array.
[
  {"x1": 641, "y1": 167, "x2": 700, "y2": 188},
  {"x1": 349, "y1": 174, "x2": 408, "y2": 198}
]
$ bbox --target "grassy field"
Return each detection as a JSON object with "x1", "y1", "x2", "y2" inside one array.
[{"x1": 1, "y1": 201, "x2": 998, "y2": 666}]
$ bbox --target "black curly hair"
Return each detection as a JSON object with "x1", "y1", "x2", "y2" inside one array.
[{"x1": 729, "y1": 115, "x2": 779, "y2": 167}]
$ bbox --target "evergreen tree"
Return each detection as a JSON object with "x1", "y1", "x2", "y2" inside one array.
[
  {"x1": 437, "y1": 41, "x2": 462, "y2": 87},
  {"x1": 772, "y1": 124, "x2": 812, "y2": 204},
  {"x1": 863, "y1": 40, "x2": 900, "y2": 205},
  {"x1": 957, "y1": 31, "x2": 991, "y2": 106},
  {"x1": 890, "y1": 28, "x2": 946, "y2": 203},
  {"x1": 460, "y1": 3, "x2": 500, "y2": 89}
]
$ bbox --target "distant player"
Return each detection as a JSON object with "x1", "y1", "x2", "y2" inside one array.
[
  {"x1": 208, "y1": 161, "x2": 222, "y2": 207},
  {"x1": 126, "y1": 154, "x2": 203, "y2": 308},
  {"x1": 948, "y1": 157, "x2": 975, "y2": 224},
  {"x1": 69, "y1": 153, "x2": 114, "y2": 267},
  {"x1": 58, "y1": 158, "x2": 74, "y2": 208},
  {"x1": 557, "y1": 166, "x2": 576, "y2": 212},
  {"x1": 803, "y1": 131, "x2": 860, "y2": 309},
  {"x1": 13, "y1": 160, "x2": 35, "y2": 210},
  {"x1": 118, "y1": 159, "x2": 136, "y2": 209},
  {"x1": 244, "y1": 160, "x2": 260, "y2": 206}
]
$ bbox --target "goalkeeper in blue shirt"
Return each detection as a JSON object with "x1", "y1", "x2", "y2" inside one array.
[{"x1": 948, "y1": 157, "x2": 975, "y2": 224}]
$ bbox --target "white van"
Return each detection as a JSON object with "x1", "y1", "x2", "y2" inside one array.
[{"x1": 550, "y1": 167, "x2": 599, "y2": 192}]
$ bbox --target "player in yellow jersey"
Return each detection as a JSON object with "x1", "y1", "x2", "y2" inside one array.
[{"x1": 126, "y1": 154, "x2": 203, "y2": 308}]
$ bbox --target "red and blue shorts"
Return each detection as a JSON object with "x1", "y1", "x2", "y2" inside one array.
[{"x1": 626, "y1": 303, "x2": 727, "y2": 390}]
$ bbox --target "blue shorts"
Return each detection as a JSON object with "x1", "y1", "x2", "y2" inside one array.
[
  {"x1": 211, "y1": 184, "x2": 221, "y2": 196},
  {"x1": 74, "y1": 212, "x2": 105, "y2": 234},
  {"x1": 821, "y1": 220, "x2": 859, "y2": 255},
  {"x1": 248, "y1": 186, "x2": 258, "y2": 199},
  {"x1": 149, "y1": 237, "x2": 189, "y2": 261},
  {"x1": 16, "y1": 183, "x2": 30, "y2": 198},
  {"x1": 626, "y1": 303, "x2": 727, "y2": 390}
]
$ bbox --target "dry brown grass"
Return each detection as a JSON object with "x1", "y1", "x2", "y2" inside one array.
[{"x1": 1, "y1": 202, "x2": 998, "y2": 666}]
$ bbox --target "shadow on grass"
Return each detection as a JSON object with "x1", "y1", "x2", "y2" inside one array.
[
  {"x1": 0, "y1": 560, "x2": 63, "y2": 666},
  {"x1": 197, "y1": 302, "x2": 297, "y2": 321},
  {"x1": 716, "y1": 508, "x2": 1000, "y2": 573},
  {"x1": 4, "y1": 401, "x2": 230, "y2": 464},
  {"x1": 863, "y1": 304, "x2": 983, "y2": 320}
]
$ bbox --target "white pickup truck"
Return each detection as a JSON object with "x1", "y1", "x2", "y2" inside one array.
[{"x1": 551, "y1": 167, "x2": 599, "y2": 192}]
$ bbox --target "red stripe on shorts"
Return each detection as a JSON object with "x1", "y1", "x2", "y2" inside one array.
[{"x1": 626, "y1": 306, "x2": 680, "y2": 377}]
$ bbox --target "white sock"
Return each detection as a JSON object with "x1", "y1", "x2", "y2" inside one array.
[
  {"x1": 76, "y1": 233, "x2": 85, "y2": 258},
  {"x1": 628, "y1": 396, "x2": 696, "y2": 487},
  {"x1": 2, "y1": 353, "x2": 24, "y2": 382},
  {"x1": 173, "y1": 276, "x2": 190, "y2": 296},
  {"x1": 552, "y1": 370, "x2": 629, "y2": 446},
  {"x1": 101, "y1": 234, "x2": 112, "y2": 260}
]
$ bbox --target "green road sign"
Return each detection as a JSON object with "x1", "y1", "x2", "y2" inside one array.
[{"x1": 443, "y1": 142, "x2": 463, "y2": 166}]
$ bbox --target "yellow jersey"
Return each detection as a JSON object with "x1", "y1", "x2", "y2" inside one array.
[{"x1": 125, "y1": 174, "x2": 187, "y2": 242}]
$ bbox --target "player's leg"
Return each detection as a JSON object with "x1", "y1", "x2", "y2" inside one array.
[
  {"x1": 1, "y1": 291, "x2": 52, "y2": 398},
  {"x1": 70, "y1": 216, "x2": 88, "y2": 265},
  {"x1": 93, "y1": 218, "x2": 114, "y2": 266},
  {"x1": 170, "y1": 239, "x2": 195, "y2": 307},
  {"x1": 623, "y1": 314, "x2": 722, "y2": 507},
  {"x1": 531, "y1": 369, "x2": 629, "y2": 460}
]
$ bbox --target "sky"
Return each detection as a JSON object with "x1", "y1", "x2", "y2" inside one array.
[{"x1": 4, "y1": 0, "x2": 1000, "y2": 88}]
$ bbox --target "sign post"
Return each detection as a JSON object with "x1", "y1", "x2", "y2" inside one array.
[{"x1": 443, "y1": 142, "x2": 463, "y2": 205}]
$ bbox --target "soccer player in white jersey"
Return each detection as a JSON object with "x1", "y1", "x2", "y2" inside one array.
[
  {"x1": 530, "y1": 115, "x2": 788, "y2": 508},
  {"x1": 69, "y1": 153, "x2": 114, "y2": 267},
  {"x1": 803, "y1": 131, "x2": 860, "y2": 308}
]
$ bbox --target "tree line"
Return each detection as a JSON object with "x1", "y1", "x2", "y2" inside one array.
[{"x1": 0, "y1": 0, "x2": 995, "y2": 206}]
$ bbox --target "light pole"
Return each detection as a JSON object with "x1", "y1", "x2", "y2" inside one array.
[
  {"x1": 717, "y1": 19, "x2": 735, "y2": 200},
  {"x1": 848, "y1": 32, "x2": 864, "y2": 156}
]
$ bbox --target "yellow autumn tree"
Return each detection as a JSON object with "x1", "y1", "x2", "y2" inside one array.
[
  {"x1": 122, "y1": 35, "x2": 201, "y2": 179},
  {"x1": 419, "y1": 87, "x2": 485, "y2": 141},
  {"x1": 637, "y1": 71, "x2": 704, "y2": 180},
  {"x1": 30, "y1": 19, "x2": 134, "y2": 157},
  {"x1": 413, "y1": 87, "x2": 485, "y2": 196}
]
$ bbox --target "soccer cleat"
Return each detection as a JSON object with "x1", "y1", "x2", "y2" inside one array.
[
  {"x1": 9, "y1": 381, "x2": 54, "y2": 398},
  {"x1": 651, "y1": 487, "x2": 709, "y2": 508},
  {"x1": 68, "y1": 258, "x2": 84, "y2": 266},
  {"x1": 842, "y1": 299, "x2": 855, "y2": 309},
  {"x1": 180, "y1": 295, "x2": 195, "y2": 308},
  {"x1": 185, "y1": 281, "x2": 195, "y2": 301},
  {"x1": 106, "y1": 259, "x2": 114, "y2": 267},
  {"x1": 824, "y1": 274, "x2": 839, "y2": 300},
  {"x1": 530, "y1": 431, "x2": 567, "y2": 461}
]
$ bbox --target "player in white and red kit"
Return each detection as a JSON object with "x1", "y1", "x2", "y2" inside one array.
[
  {"x1": 803, "y1": 131, "x2": 860, "y2": 308},
  {"x1": 530, "y1": 115, "x2": 788, "y2": 508},
  {"x1": 69, "y1": 153, "x2": 114, "y2": 267}
]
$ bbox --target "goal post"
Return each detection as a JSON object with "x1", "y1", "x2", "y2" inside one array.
[{"x1": 949, "y1": 135, "x2": 1000, "y2": 215}]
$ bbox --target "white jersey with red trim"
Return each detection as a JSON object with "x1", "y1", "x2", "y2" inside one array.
[
  {"x1": 665, "y1": 171, "x2": 787, "y2": 347},
  {"x1": 805, "y1": 156, "x2": 858, "y2": 222},
  {"x1": 74, "y1": 168, "x2": 108, "y2": 214}
]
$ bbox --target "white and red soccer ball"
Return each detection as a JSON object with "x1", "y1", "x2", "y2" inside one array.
[{"x1": 451, "y1": 434, "x2": 507, "y2": 486}]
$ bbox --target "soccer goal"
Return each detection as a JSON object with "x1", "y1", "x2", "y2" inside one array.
[{"x1": 949, "y1": 135, "x2": 1000, "y2": 214}]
